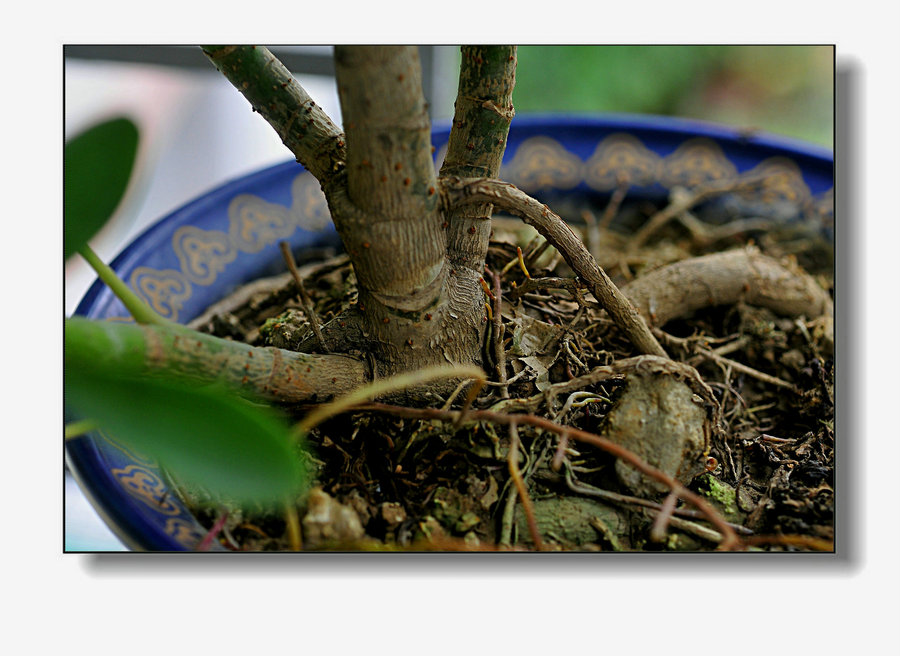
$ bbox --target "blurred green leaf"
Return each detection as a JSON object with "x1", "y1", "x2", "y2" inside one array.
[
  {"x1": 511, "y1": 46, "x2": 832, "y2": 147},
  {"x1": 65, "y1": 117, "x2": 139, "y2": 259},
  {"x1": 514, "y1": 46, "x2": 726, "y2": 115},
  {"x1": 65, "y1": 364, "x2": 304, "y2": 507}
]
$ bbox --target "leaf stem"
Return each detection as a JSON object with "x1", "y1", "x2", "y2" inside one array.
[
  {"x1": 294, "y1": 364, "x2": 485, "y2": 436},
  {"x1": 64, "y1": 419, "x2": 98, "y2": 440},
  {"x1": 78, "y1": 244, "x2": 173, "y2": 326},
  {"x1": 285, "y1": 500, "x2": 303, "y2": 551}
]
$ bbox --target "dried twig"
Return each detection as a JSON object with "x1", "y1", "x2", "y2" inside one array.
[
  {"x1": 561, "y1": 463, "x2": 753, "y2": 536},
  {"x1": 599, "y1": 174, "x2": 630, "y2": 230},
  {"x1": 551, "y1": 431, "x2": 570, "y2": 471},
  {"x1": 653, "y1": 328, "x2": 799, "y2": 391},
  {"x1": 508, "y1": 276, "x2": 594, "y2": 309},
  {"x1": 629, "y1": 174, "x2": 769, "y2": 249},
  {"x1": 197, "y1": 509, "x2": 229, "y2": 551},
  {"x1": 741, "y1": 534, "x2": 834, "y2": 551},
  {"x1": 702, "y1": 348, "x2": 797, "y2": 391},
  {"x1": 675, "y1": 211, "x2": 775, "y2": 248},
  {"x1": 280, "y1": 241, "x2": 329, "y2": 352},
  {"x1": 486, "y1": 266, "x2": 509, "y2": 398},
  {"x1": 650, "y1": 492, "x2": 680, "y2": 543},
  {"x1": 507, "y1": 422, "x2": 544, "y2": 550},
  {"x1": 581, "y1": 209, "x2": 602, "y2": 264}
]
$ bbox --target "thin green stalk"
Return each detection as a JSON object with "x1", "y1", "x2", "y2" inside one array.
[
  {"x1": 284, "y1": 500, "x2": 303, "y2": 551},
  {"x1": 78, "y1": 244, "x2": 173, "y2": 326},
  {"x1": 294, "y1": 364, "x2": 485, "y2": 436}
]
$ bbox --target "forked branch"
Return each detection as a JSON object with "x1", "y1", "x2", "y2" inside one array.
[{"x1": 441, "y1": 176, "x2": 667, "y2": 358}]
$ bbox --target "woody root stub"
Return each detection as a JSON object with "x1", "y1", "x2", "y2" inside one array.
[{"x1": 602, "y1": 360, "x2": 713, "y2": 497}]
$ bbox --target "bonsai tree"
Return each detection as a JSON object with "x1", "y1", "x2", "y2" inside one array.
[
  {"x1": 66, "y1": 46, "x2": 833, "y2": 550},
  {"x1": 68, "y1": 46, "x2": 664, "y2": 394}
]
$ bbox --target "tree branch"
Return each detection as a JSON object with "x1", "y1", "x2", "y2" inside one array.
[
  {"x1": 441, "y1": 177, "x2": 667, "y2": 358},
  {"x1": 201, "y1": 46, "x2": 345, "y2": 182},
  {"x1": 440, "y1": 46, "x2": 517, "y2": 270},
  {"x1": 65, "y1": 317, "x2": 369, "y2": 404},
  {"x1": 334, "y1": 46, "x2": 438, "y2": 217}
]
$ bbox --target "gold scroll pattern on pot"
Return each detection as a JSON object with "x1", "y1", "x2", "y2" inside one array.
[
  {"x1": 128, "y1": 134, "x2": 834, "y2": 323},
  {"x1": 501, "y1": 133, "x2": 832, "y2": 220},
  {"x1": 128, "y1": 171, "x2": 332, "y2": 322},
  {"x1": 97, "y1": 431, "x2": 209, "y2": 549}
]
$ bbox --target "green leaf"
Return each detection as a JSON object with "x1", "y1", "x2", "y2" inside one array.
[
  {"x1": 65, "y1": 117, "x2": 139, "y2": 259},
  {"x1": 65, "y1": 365, "x2": 304, "y2": 507}
]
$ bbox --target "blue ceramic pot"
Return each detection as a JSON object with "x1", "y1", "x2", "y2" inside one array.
[{"x1": 66, "y1": 115, "x2": 834, "y2": 551}]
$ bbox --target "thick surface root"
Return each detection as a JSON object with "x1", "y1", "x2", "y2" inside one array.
[{"x1": 621, "y1": 246, "x2": 833, "y2": 327}]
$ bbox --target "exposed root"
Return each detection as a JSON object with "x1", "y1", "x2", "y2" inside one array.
[
  {"x1": 182, "y1": 214, "x2": 833, "y2": 552},
  {"x1": 176, "y1": 174, "x2": 831, "y2": 554},
  {"x1": 621, "y1": 246, "x2": 833, "y2": 329}
]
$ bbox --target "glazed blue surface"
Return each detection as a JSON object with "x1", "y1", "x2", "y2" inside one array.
[{"x1": 67, "y1": 115, "x2": 834, "y2": 551}]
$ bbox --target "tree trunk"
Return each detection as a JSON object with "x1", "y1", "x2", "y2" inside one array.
[
  {"x1": 315, "y1": 46, "x2": 517, "y2": 377},
  {"x1": 325, "y1": 46, "x2": 459, "y2": 375},
  {"x1": 203, "y1": 44, "x2": 663, "y2": 388}
]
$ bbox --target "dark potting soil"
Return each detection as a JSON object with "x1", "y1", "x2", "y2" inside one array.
[{"x1": 188, "y1": 192, "x2": 834, "y2": 552}]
